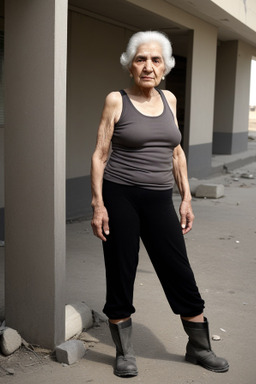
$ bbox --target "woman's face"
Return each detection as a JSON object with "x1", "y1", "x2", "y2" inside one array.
[{"x1": 130, "y1": 42, "x2": 166, "y2": 89}]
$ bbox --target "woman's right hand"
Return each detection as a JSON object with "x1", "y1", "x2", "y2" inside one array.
[{"x1": 91, "y1": 204, "x2": 110, "y2": 241}]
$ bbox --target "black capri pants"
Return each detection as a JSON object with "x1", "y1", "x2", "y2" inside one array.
[{"x1": 102, "y1": 179, "x2": 205, "y2": 319}]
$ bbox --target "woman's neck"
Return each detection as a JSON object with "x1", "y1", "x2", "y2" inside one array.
[{"x1": 128, "y1": 85, "x2": 157, "y2": 100}]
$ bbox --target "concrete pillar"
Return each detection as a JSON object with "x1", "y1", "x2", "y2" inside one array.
[
  {"x1": 4, "y1": 0, "x2": 68, "y2": 349},
  {"x1": 185, "y1": 27, "x2": 218, "y2": 178},
  {"x1": 213, "y1": 40, "x2": 252, "y2": 154}
]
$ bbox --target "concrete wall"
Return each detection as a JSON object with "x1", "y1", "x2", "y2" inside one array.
[
  {"x1": 213, "y1": 41, "x2": 237, "y2": 154},
  {"x1": 211, "y1": 0, "x2": 256, "y2": 31},
  {"x1": 5, "y1": 0, "x2": 67, "y2": 348},
  {"x1": 234, "y1": 40, "x2": 253, "y2": 134},
  {"x1": 66, "y1": 10, "x2": 132, "y2": 218},
  {"x1": 67, "y1": 11, "x2": 132, "y2": 179},
  {"x1": 187, "y1": 26, "x2": 218, "y2": 177},
  {"x1": 213, "y1": 40, "x2": 253, "y2": 154}
]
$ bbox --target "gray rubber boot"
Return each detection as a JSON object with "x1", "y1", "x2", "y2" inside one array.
[
  {"x1": 109, "y1": 318, "x2": 138, "y2": 377},
  {"x1": 182, "y1": 317, "x2": 229, "y2": 373}
]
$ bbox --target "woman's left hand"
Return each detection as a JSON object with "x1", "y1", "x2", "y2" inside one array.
[{"x1": 179, "y1": 200, "x2": 195, "y2": 234}]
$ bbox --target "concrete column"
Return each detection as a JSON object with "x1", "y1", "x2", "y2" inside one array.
[
  {"x1": 185, "y1": 27, "x2": 218, "y2": 178},
  {"x1": 213, "y1": 40, "x2": 252, "y2": 154},
  {"x1": 4, "y1": 0, "x2": 68, "y2": 349}
]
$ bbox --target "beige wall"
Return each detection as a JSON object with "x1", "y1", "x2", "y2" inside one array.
[
  {"x1": 214, "y1": 39, "x2": 253, "y2": 134},
  {"x1": 189, "y1": 26, "x2": 218, "y2": 145},
  {"x1": 5, "y1": 0, "x2": 67, "y2": 348},
  {"x1": 128, "y1": 0, "x2": 219, "y2": 31},
  {"x1": 234, "y1": 40, "x2": 254, "y2": 133},
  {"x1": 66, "y1": 11, "x2": 132, "y2": 179},
  {"x1": 211, "y1": 0, "x2": 256, "y2": 31}
]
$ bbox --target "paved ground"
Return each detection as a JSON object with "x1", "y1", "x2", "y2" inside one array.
[{"x1": 1, "y1": 153, "x2": 256, "y2": 383}]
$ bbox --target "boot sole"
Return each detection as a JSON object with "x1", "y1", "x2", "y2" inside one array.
[
  {"x1": 114, "y1": 369, "x2": 138, "y2": 377},
  {"x1": 185, "y1": 355, "x2": 229, "y2": 373}
]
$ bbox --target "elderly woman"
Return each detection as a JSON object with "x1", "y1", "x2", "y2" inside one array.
[{"x1": 91, "y1": 31, "x2": 228, "y2": 377}]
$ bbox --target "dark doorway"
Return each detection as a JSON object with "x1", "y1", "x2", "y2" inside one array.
[{"x1": 166, "y1": 55, "x2": 187, "y2": 147}]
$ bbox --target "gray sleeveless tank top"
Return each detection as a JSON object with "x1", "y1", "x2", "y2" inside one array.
[{"x1": 103, "y1": 89, "x2": 181, "y2": 190}]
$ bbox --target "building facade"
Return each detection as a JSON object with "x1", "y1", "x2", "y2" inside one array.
[{"x1": 1, "y1": 0, "x2": 256, "y2": 348}]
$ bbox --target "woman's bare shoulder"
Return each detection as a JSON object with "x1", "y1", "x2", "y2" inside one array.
[
  {"x1": 103, "y1": 91, "x2": 123, "y2": 123},
  {"x1": 105, "y1": 91, "x2": 122, "y2": 107},
  {"x1": 162, "y1": 90, "x2": 177, "y2": 103}
]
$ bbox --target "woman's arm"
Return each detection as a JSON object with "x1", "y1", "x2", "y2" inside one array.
[
  {"x1": 163, "y1": 90, "x2": 194, "y2": 234},
  {"x1": 91, "y1": 92, "x2": 121, "y2": 241},
  {"x1": 173, "y1": 145, "x2": 194, "y2": 234}
]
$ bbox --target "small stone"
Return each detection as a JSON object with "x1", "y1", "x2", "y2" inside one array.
[
  {"x1": 56, "y1": 340, "x2": 87, "y2": 365},
  {"x1": 212, "y1": 335, "x2": 221, "y2": 341},
  {"x1": 195, "y1": 184, "x2": 225, "y2": 199},
  {"x1": 220, "y1": 328, "x2": 226, "y2": 333},
  {"x1": 6, "y1": 368, "x2": 15, "y2": 375},
  {"x1": 241, "y1": 173, "x2": 254, "y2": 179},
  {"x1": 0, "y1": 328, "x2": 22, "y2": 356}
]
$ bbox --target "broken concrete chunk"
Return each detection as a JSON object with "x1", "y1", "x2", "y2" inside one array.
[
  {"x1": 55, "y1": 340, "x2": 87, "y2": 365},
  {"x1": 195, "y1": 184, "x2": 225, "y2": 199},
  {"x1": 0, "y1": 328, "x2": 22, "y2": 356},
  {"x1": 65, "y1": 302, "x2": 93, "y2": 341}
]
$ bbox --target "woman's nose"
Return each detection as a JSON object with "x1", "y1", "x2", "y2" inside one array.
[{"x1": 144, "y1": 60, "x2": 153, "y2": 72}]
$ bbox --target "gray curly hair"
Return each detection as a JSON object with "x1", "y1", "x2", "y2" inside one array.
[{"x1": 120, "y1": 31, "x2": 175, "y2": 76}]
